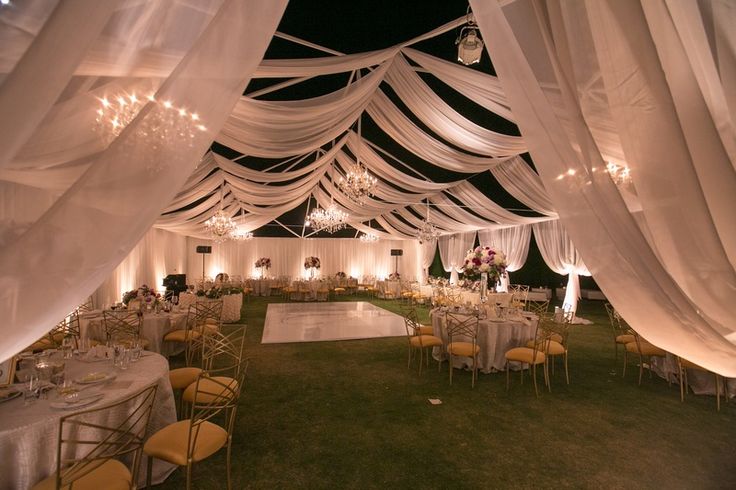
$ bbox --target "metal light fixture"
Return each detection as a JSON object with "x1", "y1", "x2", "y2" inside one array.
[
  {"x1": 417, "y1": 200, "x2": 440, "y2": 244},
  {"x1": 456, "y1": 8, "x2": 484, "y2": 66},
  {"x1": 306, "y1": 196, "x2": 348, "y2": 234},
  {"x1": 337, "y1": 118, "x2": 378, "y2": 204},
  {"x1": 204, "y1": 186, "x2": 237, "y2": 243},
  {"x1": 359, "y1": 223, "x2": 379, "y2": 243},
  {"x1": 605, "y1": 161, "x2": 632, "y2": 186}
]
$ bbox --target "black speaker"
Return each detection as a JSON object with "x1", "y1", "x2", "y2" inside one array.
[
  {"x1": 196, "y1": 245, "x2": 212, "y2": 254},
  {"x1": 390, "y1": 249, "x2": 403, "y2": 256}
]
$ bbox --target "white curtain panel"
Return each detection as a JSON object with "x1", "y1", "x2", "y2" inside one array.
[
  {"x1": 437, "y1": 232, "x2": 476, "y2": 284},
  {"x1": 0, "y1": 0, "x2": 287, "y2": 363},
  {"x1": 471, "y1": 0, "x2": 736, "y2": 375},
  {"x1": 532, "y1": 220, "x2": 590, "y2": 314},
  {"x1": 93, "y1": 228, "x2": 187, "y2": 308},
  {"x1": 477, "y1": 225, "x2": 531, "y2": 273}
]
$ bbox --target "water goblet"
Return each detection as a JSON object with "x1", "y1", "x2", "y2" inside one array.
[
  {"x1": 61, "y1": 337, "x2": 74, "y2": 359},
  {"x1": 130, "y1": 341, "x2": 142, "y2": 363},
  {"x1": 23, "y1": 373, "x2": 40, "y2": 405}
]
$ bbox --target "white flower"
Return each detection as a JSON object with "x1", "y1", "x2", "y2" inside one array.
[
  {"x1": 479, "y1": 263, "x2": 490, "y2": 272},
  {"x1": 494, "y1": 255, "x2": 505, "y2": 266}
]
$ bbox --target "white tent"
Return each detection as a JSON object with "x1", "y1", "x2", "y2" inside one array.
[{"x1": 1, "y1": 0, "x2": 734, "y2": 376}]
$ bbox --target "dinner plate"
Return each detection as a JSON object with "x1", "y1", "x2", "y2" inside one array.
[
  {"x1": 0, "y1": 389, "x2": 22, "y2": 403},
  {"x1": 50, "y1": 393, "x2": 105, "y2": 410},
  {"x1": 74, "y1": 371, "x2": 115, "y2": 385}
]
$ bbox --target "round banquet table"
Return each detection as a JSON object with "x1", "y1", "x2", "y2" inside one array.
[
  {"x1": 431, "y1": 308, "x2": 537, "y2": 373},
  {"x1": 79, "y1": 310, "x2": 187, "y2": 357},
  {"x1": 0, "y1": 352, "x2": 177, "y2": 489},
  {"x1": 177, "y1": 293, "x2": 243, "y2": 323}
]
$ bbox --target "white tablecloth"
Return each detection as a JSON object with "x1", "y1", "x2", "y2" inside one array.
[
  {"x1": 176, "y1": 293, "x2": 243, "y2": 323},
  {"x1": 80, "y1": 311, "x2": 187, "y2": 356},
  {"x1": 0, "y1": 352, "x2": 177, "y2": 489},
  {"x1": 431, "y1": 309, "x2": 537, "y2": 373},
  {"x1": 650, "y1": 353, "x2": 736, "y2": 398}
]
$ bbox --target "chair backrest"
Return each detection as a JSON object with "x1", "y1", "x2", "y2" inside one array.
[
  {"x1": 187, "y1": 362, "x2": 248, "y2": 459},
  {"x1": 188, "y1": 300, "x2": 223, "y2": 329},
  {"x1": 528, "y1": 315, "x2": 555, "y2": 362},
  {"x1": 527, "y1": 300, "x2": 550, "y2": 317},
  {"x1": 103, "y1": 310, "x2": 142, "y2": 343},
  {"x1": 53, "y1": 383, "x2": 158, "y2": 488},
  {"x1": 403, "y1": 308, "x2": 421, "y2": 337},
  {"x1": 76, "y1": 296, "x2": 95, "y2": 314},
  {"x1": 445, "y1": 312, "x2": 479, "y2": 346},
  {"x1": 604, "y1": 303, "x2": 630, "y2": 336},
  {"x1": 201, "y1": 327, "x2": 247, "y2": 372}
]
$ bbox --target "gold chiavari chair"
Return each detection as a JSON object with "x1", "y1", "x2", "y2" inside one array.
[
  {"x1": 527, "y1": 313, "x2": 572, "y2": 387},
  {"x1": 526, "y1": 300, "x2": 550, "y2": 318},
  {"x1": 76, "y1": 296, "x2": 95, "y2": 314},
  {"x1": 445, "y1": 312, "x2": 481, "y2": 388},
  {"x1": 623, "y1": 331, "x2": 668, "y2": 385},
  {"x1": 604, "y1": 303, "x2": 636, "y2": 369},
  {"x1": 404, "y1": 308, "x2": 443, "y2": 375},
  {"x1": 505, "y1": 315, "x2": 551, "y2": 397},
  {"x1": 678, "y1": 357, "x2": 726, "y2": 411},
  {"x1": 32, "y1": 383, "x2": 158, "y2": 490},
  {"x1": 509, "y1": 284, "x2": 530, "y2": 310},
  {"x1": 102, "y1": 310, "x2": 147, "y2": 348},
  {"x1": 145, "y1": 362, "x2": 248, "y2": 490}
]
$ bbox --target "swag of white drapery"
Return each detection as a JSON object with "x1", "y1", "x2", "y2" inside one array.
[
  {"x1": 0, "y1": 0, "x2": 288, "y2": 363},
  {"x1": 471, "y1": 0, "x2": 736, "y2": 376},
  {"x1": 437, "y1": 232, "x2": 477, "y2": 285}
]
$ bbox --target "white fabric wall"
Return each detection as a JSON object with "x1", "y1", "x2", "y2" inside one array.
[
  {"x1": 185, "y1": 236, "x2": 422, "y2": 283},
  {"x1": 93, "y1": 228, "x2": 187, "y2": 308}
]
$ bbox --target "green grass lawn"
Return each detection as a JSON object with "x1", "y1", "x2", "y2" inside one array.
[{"x1": 158, "y1": 295, "x2": 736, "y2": 489}]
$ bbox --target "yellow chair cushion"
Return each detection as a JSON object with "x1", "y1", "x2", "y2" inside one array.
[
  {"x1": 182, "y1": 376, "x2": 239, "y2": 404},
  {"x1": 409, "y1": 335, "x2": 443, "y2": 348},
  {"x1": 625, "y1": 341, "x2": 666, "y2": 357},
  {"x1": 447, "y1": 342, "x2": 480, "y2": 357},
  {"x1": 418, "y1": 325, "x2": 434, "y2": 335},
  {"x1": 616, "y1": 334, "x2": 636, "y2": 344},
  {"x1": 164, "y1": 329, "x2": 201, "y2": 342},
  {"x1": 143, "y1": 419, "x2": 228, "y2": 466},
  {"x1": 506, "y1": 347, "x2": 545, "y2": 364},
  {"x1": 32, "y1": 459, "x2": 131, "y2": 490},
  {"x1": 525, "y1": 339, "x2": 566, "y2": 355},
  {"x1": 169, "y1": 367, "x2": 203, "y2": 390}
]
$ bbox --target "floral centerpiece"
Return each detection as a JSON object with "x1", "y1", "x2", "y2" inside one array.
[
  {"x1": 255, "y1": 257, "x2": 271, "y2": 279},
  {"x1": 196, "y1": 286, "x2": 223, "y2": 299},
  {"x1": 255, "y1": 257, "x2": 271, "y2": 269},
  {"x1": 122, "y1": 284, "x2": 161, "y2": 310},
  {"x1": 335, "y1": 271, "x2": 346, "y2": 279},
  {"x1": 461, "y1": 246, "x2": 507, "y2": 292},
  {"x1": 304, "y1": 256, "x2": 321, "y2": 269},
  {"x1": 389, "y1": 272, "x2": 400, "y2": 280},
  {"x1": 428, "y1": 276, "x2": 448, "y2": 287}
]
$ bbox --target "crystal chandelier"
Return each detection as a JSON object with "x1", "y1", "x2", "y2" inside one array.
[
  {"x1": 204, "y1": 186, "x2": 237, "y2": 243},
  {"x1": 359, "y1": 223, "x2": 379, "y2": 243},
  {"x1": 605, "y1": 161, "x2": 631, "y2": 186},
  {"x1": 230, "y1": 228, "x2": 253, "y2": 241},
  {"x1": 205, "y1": 210, "x2": 237, "y2": 243},
  {"x1": 417, "y1": 200, "x2": 440, "y2": 244},
  {"x1": 306, "y1": 203, "x2": 348, "y2": 234},
  {"x1": 337, "y1": 166, "x2": 378, "y2": 204},
  {"x1": 95, "y1": 91, "x2": 206, "y2": 144},
  {"x1": 337, "y1": 117, "x2": 377, "y2": 204}
]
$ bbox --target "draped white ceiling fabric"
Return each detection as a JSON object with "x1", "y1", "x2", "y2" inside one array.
[
  {"x1": 471, "y1": 0, "x2": 736, "y2": 375},
  {"x1": 438, "y1": 232, "x2": 477, "y2": 284},
  {"x1": 0, "y1": 0, "x2": 288, "y2": 363}
]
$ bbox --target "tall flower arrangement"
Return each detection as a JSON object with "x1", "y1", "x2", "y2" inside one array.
[
  {"x1": 122, "y1": 284, "x2": 160, "y2": 309},
  {"x1": 304, "y1": 257, "x2": 321, "y2": 269},
  {"x1": 461, "y1": 246, "x2": 507, "y2": 288},
  {"x1": 255, "y1": 257, "x2": 271, "y2": 269}
]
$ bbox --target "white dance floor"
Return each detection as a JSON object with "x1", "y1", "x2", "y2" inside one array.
[{"x1": 262, "y1": 302, "x2": 406, "y2": 343}]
